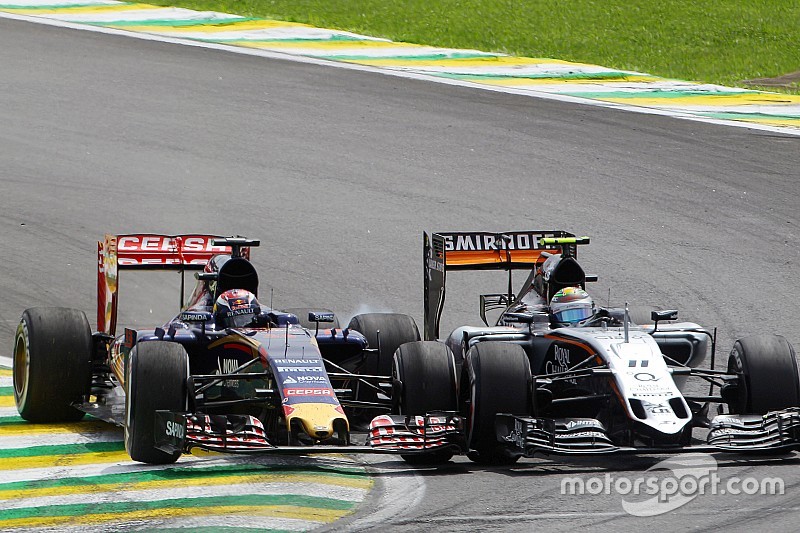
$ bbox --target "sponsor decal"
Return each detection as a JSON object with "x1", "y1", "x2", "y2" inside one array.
[
  {"x1": 642, "y1": 401, "x2": 672, "y2": 415},
  {"x1": 297, "y1": 375, "x2": 326, "y2": 382},
  {"x1": 165, "y1": 420, "x2": 185, "y2": 439},
  {"x1": 273, "y1": 358, "x2": 322, "y2": 364},
  {"x1": 217, "y1": 358, "x2": 241, "y2": 387},
  {"x1": 564, "y1": 420, "x2": 603, "y2": 430},
  {"x1": 443, "y1": 233, "x2": 544, "y2": 252},
  {"x1": 283, "y1": 376, "x2": 297, "y2": 384},
  {"x1": 180, "y1": 312, "x2": 209, "y2": 322},
  {"x1": 283, "y1": 388, "x2": 333, "y2": 397},
  {"x1": 278, "y1": 366, "x2": 323, "y2": 373},
  {"x1": 117, "y1": 235, "x2": 228, "y2": 253},
  {"x1": 634, "y1": 373, "x2": 659, "y2": 382},
  {"x1": 309, "y1": 312, "x2": 335, "y2": 322},
  {"x1": 546, "y1": 345, "x2": 577, "y2": 384}
]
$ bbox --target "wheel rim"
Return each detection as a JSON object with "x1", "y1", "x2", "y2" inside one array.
[{"x1": 13, "y1": 332, "x2": 28, "y2": 399}]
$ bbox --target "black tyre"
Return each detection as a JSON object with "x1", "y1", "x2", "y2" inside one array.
[
  {"x1": 393, "y1": 341, "x2": 458, "y2": 465},
  {"x1": 463, "y1": 342, "x2": 530, "y2": 465},
  {"x1": 125, "y1": 341, "x2": 188, "y2": 464},
  {"x1": 282, "y1": 307, "x2": 340, "y2": 330},
  {"x1": 346, "y1": 313, "x2": 421, "y2": 424},
  {"x1": 13, "y1": 307, "x2": 92, "y2": 422},
  {"x1": 727, "y1": 334, "x2": 800, "y2": 415},
  {"x1": 348, "y1": 313, "x2": 420, "y2": 377}
]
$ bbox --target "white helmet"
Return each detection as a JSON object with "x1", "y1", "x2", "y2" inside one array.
[{"x1": 550, "y1": 287, "x2": 593, "y2": 324}]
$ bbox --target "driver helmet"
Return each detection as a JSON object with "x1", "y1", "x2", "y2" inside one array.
[
  {"x1": 213, "y1": 289, "x2": 260, "y2": 329},
  {"x1": 550, "y1": 287, "x2": 593, "y2": 324}
]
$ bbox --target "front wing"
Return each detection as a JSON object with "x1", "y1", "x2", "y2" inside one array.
[
  {"x1": 154, "y1": 411, "x2": 464, "y2": 456},
  {"x1": 496, "y1": 408, "x2": 800, "y2": 456}
]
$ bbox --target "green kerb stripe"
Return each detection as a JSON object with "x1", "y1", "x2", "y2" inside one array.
[
  {"x1": 559, "y1": 90, "x2": 751, "y2": 99},
  {"x1": 0, "y1": 463, "x2": 367, "y2": 492},
  {"x1": 430, "y1": 71, "x2": 643, "y2": 81},
  {"x1": 0, "y1": 387, "x2": 11, "y2": 396},
  {"x1": 0, "y1": 441, "x2": 123, "y2": 459},
  {"x1": 694, "y1": 111, "x2": 800, "y2": 121},
  {"x1": 326, "y1": 52, "x2": 503, "y2": 61},
  {"x1": 0, "y1": 493, "x2": 354, "y2": 520},
  {"x1": 82, "y1": 17, "x2": 251, "y2": 27},
  {"x1": 0, "y1": 416, "x2": 23, "y2": 425},
  {"x1": 158, "y1": 525, "x2": 297, "y2": 533},
  {"x1": 191, "y1": 35, "x2": 379, "y2": 43}
]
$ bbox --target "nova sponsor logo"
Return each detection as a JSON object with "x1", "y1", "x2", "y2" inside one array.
[
  {"x1": 297, "y1": 375, "x2": 326, "y2": 382},
  {"x1": 283, "y1": 374, "x2": 327, "y2": 384},
  {"x1": 283, "y1": 388, "x2": 333, "y2": 397}
]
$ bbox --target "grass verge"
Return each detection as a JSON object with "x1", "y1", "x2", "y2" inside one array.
[{"x1": 141, "y1": 0, "x2": 800, "y2": 93}]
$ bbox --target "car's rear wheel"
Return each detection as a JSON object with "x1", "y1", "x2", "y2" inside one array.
[
  {"x1": 282, "y1": 307, "x2": 340, "y2": 330},
  {"x1": 726, "y1": 334, "x2": 800, "y2": 414},
  {"x1": 463, "y1": 342, "x2": 530, "y2": 465},
  {"x1": 347, "y1": 313, "x2": 421, "y2": 422},
  {"x1": 125, "y1": 341, "x2": 188, "y2": 464},
  {"x1": 13, "y1": 307, "x2": 92, "y2": 422},
  {"x1": 392, "y1": 341, "x2": 458, "y2": 465}
]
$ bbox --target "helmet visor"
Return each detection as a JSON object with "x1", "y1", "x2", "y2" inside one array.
[{"x1": 554, "y1": 307, "x2": 592, "y2": 323}]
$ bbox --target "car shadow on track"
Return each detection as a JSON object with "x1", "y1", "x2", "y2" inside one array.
[{"x1": 356, "y1": 452, "x2": 800, "y2": 479}]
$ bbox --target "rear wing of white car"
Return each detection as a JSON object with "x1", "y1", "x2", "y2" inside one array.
[
  {"x1": 96, "y1": 234, "x2": 250, "y2": 335},
  {"x1": 422, "y1": 230, "x2": 581, "y2": 340}
]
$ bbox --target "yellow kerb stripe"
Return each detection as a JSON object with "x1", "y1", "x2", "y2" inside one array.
[
  {"x1": 123, "y1": 19, "x2": 310, "y2": 32},
  {"x1": 0, "y1": 471, "x2": 371, "y2": 500},
  {"x1": 0, "y1": 449, "x2": 131, "y2": 471},
  {"x1": 0, "y1": 421, "x2": 115, "y2": 436},
  {"x1": 0, "y1": 504, "x2": 348, "y2": 529}
]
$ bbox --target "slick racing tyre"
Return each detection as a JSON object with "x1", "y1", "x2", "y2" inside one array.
[
  {"x1": 463, "y1": 342, "x2": 530, "y2": 465},
  {"x1": 13, "y1": 307, "x2": 92, "y2": 422},
  {"x1": 392, "y1": 341, "x2": 459, "y2": 465},
  {"x1": 348, "y1": 313, "x2": 420, "y2": 377},
  {"x1": 282, "y1": 307, "x2": 340, "y2": 330},
  {"x1": 125, "y1": 341, "x2": 189, "y2": 464},
  {"x1": 347, "y1": 313, "x2": 421, "y2": 423},
  {"x1": 727, "y1": 334, "x2": 800, "y2": 415}
]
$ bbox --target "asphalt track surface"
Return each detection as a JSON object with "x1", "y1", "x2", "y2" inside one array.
[{"x1": 2, "y1": 16, "x2": 800, "y2": 532}]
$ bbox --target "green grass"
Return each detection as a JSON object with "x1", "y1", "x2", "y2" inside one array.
[{"x1": 142, "y1": 0, "x2": 800, "y2": 92}]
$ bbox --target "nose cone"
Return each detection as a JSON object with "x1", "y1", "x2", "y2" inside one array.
[{"x1": 285, "y1": 403, "x2": 349, "y2": 440}]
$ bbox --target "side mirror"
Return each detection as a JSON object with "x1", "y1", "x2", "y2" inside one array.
[
  {"x1": 308, "y1": 311, "x2": 335, "y2": 323},
  {"x1": 503, "y1": 313, "x2": 534, "y2": 324},
  {"x1": 651, "y1": 310, "x2": 678, "y2": 322}
]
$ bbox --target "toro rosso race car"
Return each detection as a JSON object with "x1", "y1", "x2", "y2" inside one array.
[
  {"x1": 417, "y1": 230, "x2": 800, "y2": 464},
  {"x1": 12, "y1": 234, "x2": 462, "y2": 464}
]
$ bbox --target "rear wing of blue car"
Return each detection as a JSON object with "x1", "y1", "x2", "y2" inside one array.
[
  {"x1": 422, "y1": 231, "x2": 584, "y2": 340},
  {"x1": 97, "y1": 234, "x2": 255, "y2": 335}
]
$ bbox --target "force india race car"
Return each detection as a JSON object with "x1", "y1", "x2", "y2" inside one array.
[
  {"x1": 418, "y1": 230, "x2": 800, "y2": 464},
  {"x1": 12, "y1": 234, "x2": 463, "y2": 465}
]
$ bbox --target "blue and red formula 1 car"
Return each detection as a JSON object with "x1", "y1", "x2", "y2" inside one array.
[{"x1": 12, "y1": 234, "x2": 463, "y2": 464}]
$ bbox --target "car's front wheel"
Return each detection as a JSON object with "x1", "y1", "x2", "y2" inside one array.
[
  {"x1": 463, "y1": 342, "x2": 530, "y2": 465},
  {"x1": 392, "y1": 341, "x2": 458, "y2": 465},
  {"x1": 125, "y1": 341, "x2": 189, "y2": 464},
  {"x1": 726, "y1": 334, "x2": 800, "y2": 414}
]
